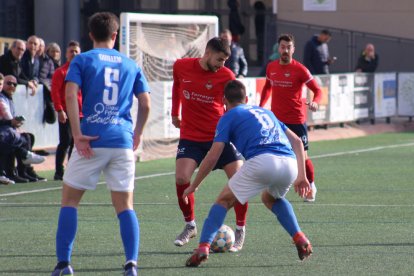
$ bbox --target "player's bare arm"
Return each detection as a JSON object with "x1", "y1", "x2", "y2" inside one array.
[
  {"x1": 285, "y1": 129, "x2": 310, "y2": 198},
  {"x1": 65, "y1": 81, "x2": 98, "y2": 158},
  {"x1": 172, "y1": 116, "x2": 181, "y2": 128},
  {"x1": 183, "y1": 142, "x2": 225, "y2": 201},
  {"x1": 305, "y1": 78, "x2": 322, "y2": 112},
  {"x1": 133, "y1": 92, "x2": 151, "y2": 151}
]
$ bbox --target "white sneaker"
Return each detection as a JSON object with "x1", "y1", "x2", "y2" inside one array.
[
  {"x1": 174, "y1": 224, "x2": 197, "y2": 246},
  {"x1": 22, "y1": 151, "x2": 46, "y2": 165},
  {"x1": 229, "y1": 228, "x2": 245, "y2": 252},
  {"x1": 304, "y1": 182, "x2": 317, "y2": 202},
  {"x1": 0, "y1": 175, "x2": 15, "y2": 185}
]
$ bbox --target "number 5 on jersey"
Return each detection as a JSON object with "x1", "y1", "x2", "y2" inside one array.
[{"x1": 103, "y1": 67, "x2": 119, "y2": 105}]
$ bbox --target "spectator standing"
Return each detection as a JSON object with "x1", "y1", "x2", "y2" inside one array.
[
  {"x1": 220, "y1": 29, "x2": 248, "y2": 78},
  {"x1": 38, "y1": 38, "x2": 57, "y2": 124},
  {"x1": 21, "y1": 36, "x2": 41, "y2": 89},
  {"x1": 0, "y1": 40, "x2": 37, "y2": 94},
  {"x1": 260, "y1": 34, "x2": 322, "y2": 202},
  {"x1": 303, "y1": 29, "x2": 334, "y2": 75},
  {"x1": 46, "y1": 42, "x2": 62, "y2": 70},
  {"x1": 51, "y1": 41, "x2": 82, "y2": 181},
  {"x1": 228, "y1": 0, "x2": 245, "y2": 43},
  {"x1": 355, "y1": 43, "x2": 379, "y2": 73}
]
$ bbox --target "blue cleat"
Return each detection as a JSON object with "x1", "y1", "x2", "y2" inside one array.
[{"x1": 51, "y1": 264, "x2": 74, "y2": 276}]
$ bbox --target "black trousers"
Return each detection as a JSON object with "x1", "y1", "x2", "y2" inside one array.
[{"x1": 55, "y1": 120, "x2": 74, "y2": 176}]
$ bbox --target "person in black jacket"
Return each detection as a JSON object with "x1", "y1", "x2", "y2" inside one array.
[
  {"x1": 220, "y1": 29, "x2": 248, "y2": 78},
  {"x1": 355, "y1": 43, "x2": 379, "y2": 73},
  {"x1": 0, "y1": 39, "x2": 38, "y2": 95},
  {"x1": 303, "y1": 29, "x2": 335, "y2": 75},
  {"x1": 228, "y1": 0, "x2": 245, "y2": 43}
]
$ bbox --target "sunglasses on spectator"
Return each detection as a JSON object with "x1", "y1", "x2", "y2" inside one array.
[{"x1": 6, "y1": 81, "x2": 18, "y2": 87}]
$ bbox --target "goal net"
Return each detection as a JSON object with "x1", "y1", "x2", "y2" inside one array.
[{"x1": 120, "y1": 13, "x2": 218, "y2": 160}]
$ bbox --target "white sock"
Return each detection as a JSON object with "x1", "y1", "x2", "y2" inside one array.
[
  {"x1": 236, "y1": 225, "x2": 245, "y2": 231},
  {"x1": 186, "y1": 220, "x2": 196, "y2": 227}
]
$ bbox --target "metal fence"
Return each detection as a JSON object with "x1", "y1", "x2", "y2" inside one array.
[{"x1": 273, "y1": 20, "x2": 414, "y2": 73}]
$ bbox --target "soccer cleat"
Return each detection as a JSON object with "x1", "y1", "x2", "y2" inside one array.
[
  {"x1": 304, "y1": 182, "x2": 317, "y2": 202},
  {"x1": 174, "y1": 224, "x2": 197, "y2": 246},
  {"x1": 185, "y1": 246, "x2": 209, "y2": 267},
  {"x1": 0, "y1": 175, "x2": 15, "y2": 185},
  {"x1": 22, "y1": 151, "x2": 46, "y2": 165},
  {"x1": 293, "y1": 232, "x2": 313, "y2": 261},
  {"x1": 229, "y1": 228, "x2": 245, "y2": 252},
  {"x1": 51, "y1": 264, "x2": 74, "y2": 276},
  {"x1": 123, "y1": 262, "x2": 138, "y2": 276}
]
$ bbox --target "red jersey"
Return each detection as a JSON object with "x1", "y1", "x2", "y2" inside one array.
[
  {"x1": 172, "y1": 58, "x2": 235, "y2": 141},
  {"x1": 51, "y1": 62, "x2": 83, "y2": 117},
  {"x1": 260, "y1": 59, "x2": 321, "y2": 124}
]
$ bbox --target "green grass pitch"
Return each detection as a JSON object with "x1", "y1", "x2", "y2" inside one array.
[{"x1": 0, "y1": 132, "x2": 413, "y2": 275}]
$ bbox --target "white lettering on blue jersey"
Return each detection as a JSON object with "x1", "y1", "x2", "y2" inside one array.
[
  {"x1": 66, "y1": 48, "x2": 150, "y2": 149},
  {"x1": 214, "y1": 105, "x2": 295, "y2": 160}
]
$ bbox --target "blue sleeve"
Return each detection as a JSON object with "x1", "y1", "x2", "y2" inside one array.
[
  {"x1": 133, "y1": 65, "x2": 150, "y2": 96},
  {"x1": 65, "y1": 55, "x2": 83, "y2": 87},
  {"x1": 279, "y1": 119, "x2": 288, "y2": 132},
  {"x1": 214, "y1": 115, "x2": 231, "y2": 143}
]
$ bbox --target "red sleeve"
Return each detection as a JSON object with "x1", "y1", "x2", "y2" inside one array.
[
  {"x1": 259, "y1": 78, "x2": 271, "y2": 107},
  {"x1": 305, "y1": 78, "x2": 322, "y2": 104},
  {"x1": 171, "y1": 62, "x2": 181, "y2": 117},
  {"x1": 51, "y1": 68, "x2": 64, "y2": 112}
]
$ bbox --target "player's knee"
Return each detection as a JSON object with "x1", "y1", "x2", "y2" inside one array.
[
  {"x1": 261, "y1": 192, "x2": 276, "y2": 210},
  {"x1": 175, "y1": 174, "x2": 191, "y2": 185}
]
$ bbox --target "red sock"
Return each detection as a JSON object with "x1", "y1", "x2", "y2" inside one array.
[
  {"x1": 234, "y1": 201, "x2": 248, "y2": 227},
  {"x1": 176, "y1": 183, "x2": 195, "y2": 222},
  {"x1": 305, "y1": 159, "x2": 315, "y2": 183}
]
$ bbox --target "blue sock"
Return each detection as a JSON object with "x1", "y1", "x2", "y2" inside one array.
[
  {"x1": 200, "y1": 204, "x2": 227, "y2": 244},
  {"x1": 118, "y1": 209, "x2": 140, "y2": 263},
  {"x1": 271, "y1": 198, "x2": 301, "y2": 237},
  {"x1": 56, "y1": 207, "x2": 77, "y2": 263}
]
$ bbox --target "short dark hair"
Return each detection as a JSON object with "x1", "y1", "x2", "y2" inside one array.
[
  {"x1": 68, "y1": 40, "x2": 80, "y2": 48},
  {"x1": 88, "y1": 12, "x2": 119, "y2": 42},
  {"x1": 206, "y1": 37, "x2": 231, "y2": 57},
  {"x1": 224, "y1": 80, "x2": 246, "y2": 104},
  {"x1": 278, "y1": 33, "x2": 295, "y2": 45},
  {"x1": 321, "y1": 29, "x2": 332, "y2": 36}
]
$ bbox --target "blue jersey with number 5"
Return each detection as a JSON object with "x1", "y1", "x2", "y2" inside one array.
[
  {"x1": 66, "y1": 48, "x2": 149, "y2": 149},
  {"x1": 214, "y1": 105, "x2": 295, "y2": 160}
]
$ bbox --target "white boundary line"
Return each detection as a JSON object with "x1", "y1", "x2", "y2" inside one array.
[
  {"x1": 0, "y1": 172, "x2": 175, "y2": 197},
  {"x1": 0, "y1": 202, "x2": 413, "y2": 207},
  {"x1": 1, "y1": 142, "x2": 413, "y2": 198}
]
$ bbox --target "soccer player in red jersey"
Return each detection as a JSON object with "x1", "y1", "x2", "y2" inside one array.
[
  {"x1": 171, "y1": 37, "x2": 248, "y2": 252},
  {"x1": 259, "y1": 34, "x2": 322, "y2": 202}
]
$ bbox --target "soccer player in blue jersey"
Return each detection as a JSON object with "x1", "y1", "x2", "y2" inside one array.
[
  {"x1": 51, "y1": 12, "x2": 150, "y2": 276},
  {"x1": 183, "y1": 80, "x2": 313, "y2": 267}
]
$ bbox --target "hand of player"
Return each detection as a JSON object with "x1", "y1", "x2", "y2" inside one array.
[
  {"x1": 172, "y1": 116, "x2": 181, "y2": 128},
  {"x1": 182, "y1": 184, "x2": 198, "y2": 204},
  {"x1": 133, "y1": 133, "x2": 143, "y2": 151},
  {"x1": 294, "y1": 177, "x2": 311, "y2": 198},
  {"x1": 306, "y1": 101, "x2": 319, "y2": 112},
  {"x1": 74, "y1": 134, "x2": 99, "y2": 159}
]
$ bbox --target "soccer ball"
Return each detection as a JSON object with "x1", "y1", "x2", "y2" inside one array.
[{"x1": 211, "y1": 224, "x2": 235, "y2": 253}]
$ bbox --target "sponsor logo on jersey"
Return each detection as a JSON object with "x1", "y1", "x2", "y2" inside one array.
[
  {"x1": 182, "y1": 79, "x2": 192, "y2": 83},
  {"x1": 183, "y1": 90, "x2": 190, "y2": 99}
]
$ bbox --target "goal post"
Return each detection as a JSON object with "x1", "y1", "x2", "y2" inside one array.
[{"x1": 120, "y1": 13, "x2": 219, "y2": 160}]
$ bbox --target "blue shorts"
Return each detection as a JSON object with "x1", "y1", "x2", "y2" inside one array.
[
  {"x1": 285, "y1": 123, "x2": 309, "y2": 150},
  {"x1": 176, "y1": 139, "x2": 243, "y2": 170}
]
